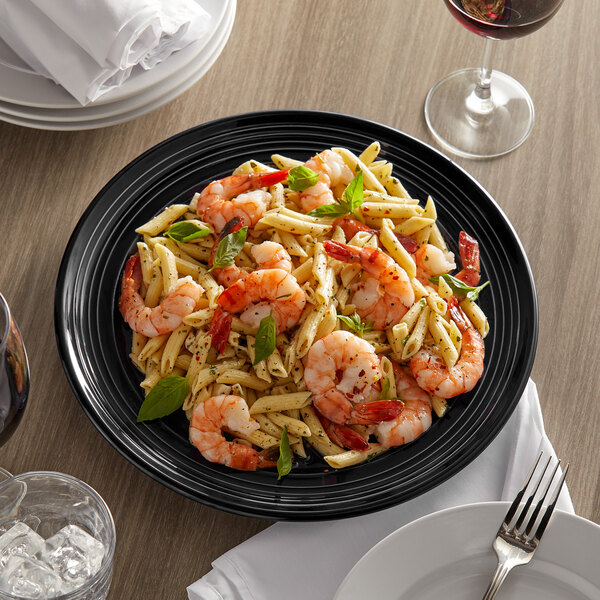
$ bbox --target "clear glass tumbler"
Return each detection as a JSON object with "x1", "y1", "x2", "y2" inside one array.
[{"x1": 0, "y1": 471, "x2": 116, "y2": 600}]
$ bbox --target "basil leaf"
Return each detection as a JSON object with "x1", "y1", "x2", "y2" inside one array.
[
  {"x1": 165, "y1": 221, "x2": 211, "y2": 242},
  {"x1": 253, "y1": 313, "x2": 276, "y2": 365},
  {"x1": 344, "y1": 170, "x2": 364, "y2": 214},
  {"x1": 137, "y1": 376, "x2": 189, "y2": 422},
  {"x1": 277, "y1": 426, "x2": 292, "y2": 479},
  {"x1": 465, "y1": 281, "x2": 490, "y2": 302},
  {"x1": 182, "y1": 229, "x2": 211, "y2": 242},
  {"x1": 210, "y1": 226, "x2": 247, "y2": 270},
  {"x1": 307, "y1": 203, "x2": 352, "y2": 218},
  {"x1": 429, "y1": 273, "x2": 490, "y2": 301},
  {"x1": 337, "y1": 312, "x2": 373, "y2": 338},
  {"x1": 288, "y1": 165, "x2": 320, "y2": 192}
]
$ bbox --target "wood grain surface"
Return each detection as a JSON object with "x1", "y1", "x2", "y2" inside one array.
[{"x1": 1, "y1": 1, "x2": 598, "y2": 598}]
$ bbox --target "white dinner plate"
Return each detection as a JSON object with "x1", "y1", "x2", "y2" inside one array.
[
  {"x1": 0, "y1": 2, "x2": 235, "y2": 130},
  {"x1": 0, "y1": 0, "x2": 230, "y2": 109},
  {"x1": 335, "y1": 502, "x2": 600, "y2": 600}
]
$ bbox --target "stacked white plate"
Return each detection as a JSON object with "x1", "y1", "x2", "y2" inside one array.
[{"x1": 0, "y1": 0, "x2": 235, "y2": 130}]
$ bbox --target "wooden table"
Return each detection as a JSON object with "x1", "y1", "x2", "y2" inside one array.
[{"x1": 1, "y1": 1, "x2": 598, "y2": 597}]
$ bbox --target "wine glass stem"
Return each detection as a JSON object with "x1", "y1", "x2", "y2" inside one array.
[{"x1": 467, "y1": 38, "x2": 496, "y2": 120}]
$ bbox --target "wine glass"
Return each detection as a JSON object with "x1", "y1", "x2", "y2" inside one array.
[
  {"x1": 424, "y1": 0, "x2": 565, "y2": 159},
  {"x1": 0, "y1": 293, "x2": 30, "y2": 446}
]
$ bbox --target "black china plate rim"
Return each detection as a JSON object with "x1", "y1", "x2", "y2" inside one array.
[{"x1": 54, "y1": 109, "x2": 538, "y2": 521}]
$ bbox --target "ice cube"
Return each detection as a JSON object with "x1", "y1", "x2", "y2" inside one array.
[
  {"x1": 38, "y1": 524, "x2": 105, "y2": 588},
  {"x1": 0, "y1": 555, "x2": 65, "y2": 599},
  {"x1": 0, "y1": 522, "x2": 45, "y2": 568}
]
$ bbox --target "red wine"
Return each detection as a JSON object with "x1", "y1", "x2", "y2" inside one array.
[
  {"x1": 0, "y1": 299, "x2": 29, "y2": 446},
  {"x1": 444, "y1": 0, "x2": 564, "y2": 40}
]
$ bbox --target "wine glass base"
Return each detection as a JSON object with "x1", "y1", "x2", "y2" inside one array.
[{"x1": 424, "y1": 68, "x2": 535, "y2": 159}]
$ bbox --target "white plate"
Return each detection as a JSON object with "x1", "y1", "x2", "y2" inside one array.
[
  {"x1": 0, "y1": 2, "x2": 234, "y2": 130},
  {"x1": 0, "y1": 0, "x2": 235, "y2": 123},
  {"x1": 0, "y1": 0, "x2": 229, "y2": 109},
  {"x1": 335, "y1": 502, "x2": 600, "y2": 600}
]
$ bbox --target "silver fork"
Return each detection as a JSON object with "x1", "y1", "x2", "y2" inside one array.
[{"x1": 481, "y1": 452, "x2": 569, "y2": 600}]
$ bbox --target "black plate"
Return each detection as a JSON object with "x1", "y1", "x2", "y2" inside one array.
[{"x1": 55, "y1": 110, "x2": 537, "y2": 521}]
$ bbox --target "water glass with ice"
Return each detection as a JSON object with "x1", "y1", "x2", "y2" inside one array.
[{"x1": 0, "y1": 471, "x2": 115, "y2": 599}]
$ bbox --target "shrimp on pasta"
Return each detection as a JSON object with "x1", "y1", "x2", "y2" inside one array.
[
  {"x1": 324, "y1": 241, "x2": 415, "y2": 329},
  {"x1": 119, "y1": 142, "x2": 491, "y2": 473},
  {"x1": 196, "y1": 169, "x2": 289, "y2": 233},
  {"x1": 304, "y1": 331, "x2": 402, "y2": 429},
  {"x1": 119, "y1": 254, "x2": 202, "y2": 337}
]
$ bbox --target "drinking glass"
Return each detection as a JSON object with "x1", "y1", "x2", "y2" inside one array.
[
  {"x1": 0, "y1": 294, "x2": 30, "y2": 447},
  {"x1": 424, "y1": 0, "x2": 565, "y2": 159},
  {"x1": 0, "y1": 470, "x2": 116, "y2": 600}
]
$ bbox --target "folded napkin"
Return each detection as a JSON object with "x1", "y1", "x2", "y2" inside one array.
[
  {"x1": 0, "y1": 0, "x2": 212, "y2": 104},
  {"x1": 187, "y1": 380, "x2": 573, "y2": 600}
]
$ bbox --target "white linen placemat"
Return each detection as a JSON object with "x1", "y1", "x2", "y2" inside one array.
[
  {"x1": 0, "y1": 0, "x2": 211, "y2": 105},
  {"x1": 187, "y1": 379, "x2": 573, "y2": 600}
]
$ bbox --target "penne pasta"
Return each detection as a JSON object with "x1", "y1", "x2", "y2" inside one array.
[
  {"x1": 460, "y1": 298, "x2": 490, "y2": 338},
  {"x1": 250, "y1": 392, "x2": 312, "y2": 414},
  {"x1": 135, "y1": 204, "x2": 189, "y2": 236},
  {"x1": 160, "y1": 324, "x2": 190, "y2": 376},
  {"x1": 324, "y1": 444, "x2": 387, "y2": 469},
  {"x1": 380, "y1": 218, "x2": 417, "y2": 278}
]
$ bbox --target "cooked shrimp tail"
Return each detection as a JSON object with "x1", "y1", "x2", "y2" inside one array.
[
  {"x1": 448, "y1": 295, "x2": 471, "y2": 332},
  {"x1": 455, "y1": 231, "x2": 480, "y2": 286},
  {"x1": 316, "y1": 412, "x2": 369, "y2": 451},
  {"x1": 209, "y1": 306, "x2": 232, "y2": 354},
  {"x1": 323, "y1": 240, "x2": 365, "y2": 264},
  {"x1": 347, "y1": 400, "x2": 404, "y2": 424}
]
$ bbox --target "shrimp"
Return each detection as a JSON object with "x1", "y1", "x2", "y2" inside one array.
[
  {"x1": 324, "y1": 241, "x2": 415, "y2": 329},
  {"x1": 316, "y1": 412, "x2": 370, "y2": 452},
  {"x1": 298, "y1": 150, "x2": 354, "y2": 212},
  {"x1": 196, "y1": 169, "x2": 289, "y2": 233},
  {"x1": 119, "y1": 254, "x2": 202, "y2": 337},
  {"x1": 455, "y1": 231, "x2": 481, "y2": 286},
  {"x1": 410, "y1": 297, "x2": 484, "y2": 398},
  {"x1": 189, "y1": 395, "x2": 278, "y2": 470},
  {"x1": 375, "y1": 364, "x2": 432, "y2": 447},
  {"x1": 413, "y1": 243, "x2": 456, "y2": 286},
  {"x1": 304, "y1": 330, "x2": 403, "y2": 426},
  {"x1": 250, "y1": 240, "x2": 293, "y2": 272},
  {"x1": 209, "y1": 269, "x2": 306, "y2": 353}
]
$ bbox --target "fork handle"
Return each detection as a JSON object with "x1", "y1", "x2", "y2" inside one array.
[{"x1": 481, "y1": 561, "x2": 511, "y2": 600}]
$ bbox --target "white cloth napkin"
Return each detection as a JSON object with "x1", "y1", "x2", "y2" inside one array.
[
  {"x1": 187, "y1": 380, "x2": 573, "y2": 600},
  {"x1": 0, "y1": 0, "x2": 212, "y2": 105}
]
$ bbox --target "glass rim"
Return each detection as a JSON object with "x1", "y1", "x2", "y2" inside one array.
[
  {"x1": 0, "y1": 293, "x2": 10, "y2": 354},
  {"x1": 0, "y1": 470, "x2": 116, "y2": 600}
]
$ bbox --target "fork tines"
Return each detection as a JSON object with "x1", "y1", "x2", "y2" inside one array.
[{"x1": 501, "y1": 451, "x2": 569, "y2": 546}]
